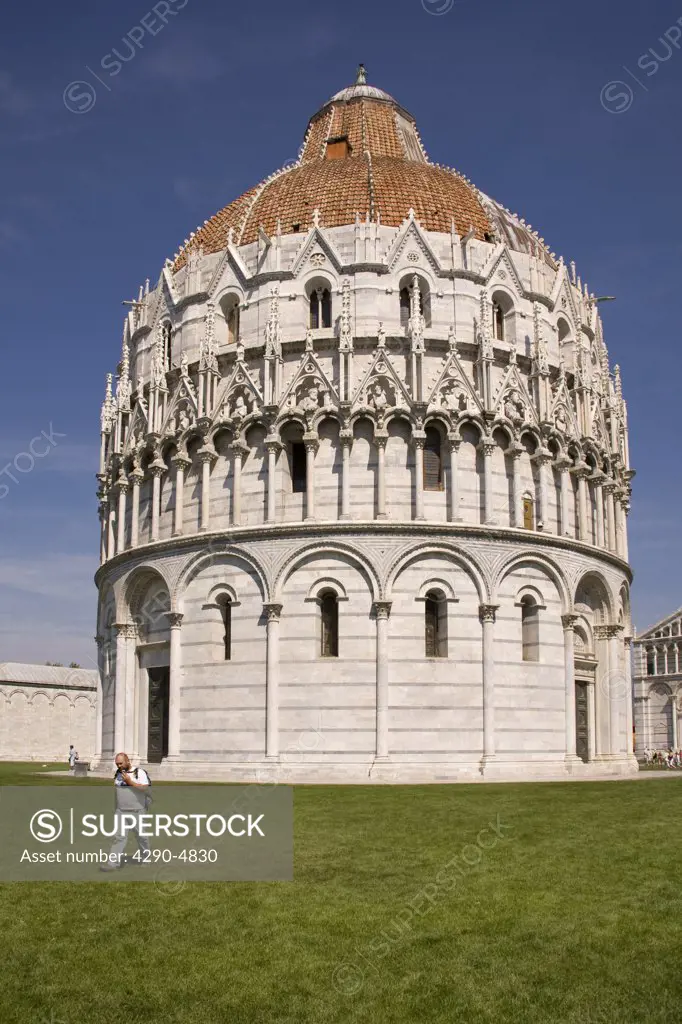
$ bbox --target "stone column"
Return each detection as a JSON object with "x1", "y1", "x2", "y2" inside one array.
[
  {"x1": 198, "y1": 447, "x2": 217, "y2": 531},
  {"x1": 339, "y1": 431, "x2": 353, "y2": 521},
  {"x1": 113, "y1": 624, "x2": 136, "y2": 753},
  {"x1": 166, "y1": 612, "x2": 184, "y2": 758},
  {"x1": 672, "y1": 696, "x2": 679, "y2": 750},
  {"x1": 571, "y1": 463, "x2": 589, "y2": 542},
  {"x1": 624, "y1": 635, "x2": 634, "y2": 757},
  {"x1": 447, "y1": 436, "x2": 461, "y2": 523},
  {"x1": 129, "y1": 468, "x2": 143, "y2": 548},
  {"x1": 562, "y1": 614, "x2": 580, "y2": 762},
  {"x1": 303, "y1": 433, "x2": 319, "y2": 522},
  {"x1": 607, "y1": 624, "x2": 624, "y2": 756},
  {"x1": 265, "y1": 437, "x2": 282, "y2": 525},
  {"x1": 230, "y1": 442, "x2": 249, "y2": 527},
  {"x1": 375, "y1": 431, "x2": 388, "y2": 520},
  {"x1": 171, "y1": 454, "x2": 191, "y2": 537},
  {"x1": 510, "y1": 445, "x2": 523, "y2": 528},
  {"x1": 116, "y1": 478, "x2": 129, "y2": 554},
  {"x1": 588, "y1": 682, "x2": 597, "y2": 760},
  {"x1": 604, "y1": 481, "x2": 617, "y2": 552},
  {"x1": 150, "y1": 461, "x2": 166, "y2": 543},
  {"x1": 374, "y1": 601, "x2": 392, "y2": 759},
  {"x1": 592, "y1": 472, "x2": 605, "y2": 548},
  {"x1": 480, "y1": 604, "x2": 499, "y2": 764},
  {"x1": 264, "y1": 603, "x2": 283, "y2": 759},
  {"x1": 533, "y1": 449, "x2": 552, "y2": 531},
  {"x1": 107, "y1": 503, "x2": 116, "y2": 560},
  {"x1": 556, "y1": 456, "x2": 572, "y2": 537},
  {"x1": 480, "y1": 441, "x2": 496, "y2": 525},
  {"x1": 413, "y1": 433, "x2": 426, "y2": 521},
  {"x1": 94, "y1": 635, "x2": 104, "y2": 763},
  {"x1": 99, "y1": 502, "x2": 108, "y2": 563}
]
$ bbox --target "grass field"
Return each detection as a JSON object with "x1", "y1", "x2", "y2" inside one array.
[{"x1": 1, "y1": 762, "x2": 681, "y2": 1024}]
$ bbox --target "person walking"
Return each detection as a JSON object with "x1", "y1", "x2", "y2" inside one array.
[
  {"x1": 68, "y1": 745, "x2": 78, "y2": 771},
  {"x1": 100, "y1": 752, "x2": 151, "y2": 871}
]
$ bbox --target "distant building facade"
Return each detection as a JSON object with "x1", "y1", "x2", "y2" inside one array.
[
  {"x1": 0, "y1": 664, "x2": 98, "y2": 762},
  {"x1": 633, "y1": 609, "x2": 682, "y2": 752}
]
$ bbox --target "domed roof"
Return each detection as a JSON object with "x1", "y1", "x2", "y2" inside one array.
[{"x1": 173, "y1": 68, "x2": 555, "y2": 271}]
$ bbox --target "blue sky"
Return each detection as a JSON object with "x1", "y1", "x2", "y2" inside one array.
[{"x1": 1, "y1": 0, "x2": 681, "y2": 666}]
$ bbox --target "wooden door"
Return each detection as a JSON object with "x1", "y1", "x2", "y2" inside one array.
[
  {"x1": 575, "y1": 682, "x2": 589, "y2": 763},
  {"x1": 147, "y1": 667, "x2": 169, "y2": 763}
]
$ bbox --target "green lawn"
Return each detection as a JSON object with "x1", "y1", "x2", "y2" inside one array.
[{"x1": 1, "y1": 762, "x2": 681, "y2": 1024}]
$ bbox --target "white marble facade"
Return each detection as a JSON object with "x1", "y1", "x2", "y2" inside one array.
[
  {"x1": 94, "y1": 74, "x2": 636, "y2": 781},
  {"x1": 633, "y1": 609, "x2": 682, "y2": 754}
]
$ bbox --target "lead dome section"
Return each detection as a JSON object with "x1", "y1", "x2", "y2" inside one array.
[{"x1": 94, "y1": 69, "x2": 635, "y2": 783}]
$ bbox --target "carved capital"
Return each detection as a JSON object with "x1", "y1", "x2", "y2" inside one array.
[
  {"x1": 166, "y1": 612, "x2": 184, "y2": 629},
  {"x1": 374, "y1": 601, "x2": 392, "y2": 621},
  {"x1": 339, "y1": 430, "x2": 354, "y2": 450},
  {"x1": 149, "y1": 460, "x2": 166, "y2": 478},
  {"x1": 230, "y1": 442, "x2": 250, "y2": 463},
  {"x1": 602, "y1": 479, "x2": 618, "y2": 495},
  {"x1": 479, "y1": 604, "x2": 498, "y2": 624},
  {"x1": 114, "y1": 622, "x2": 138, "y2": 641},
  {"x1": 198, "y1": 446, "x2": 218, "y2": 466},
  {"x1": 264, "y1": 436, "x2": 283, "y2": 456},
  {"x1": 594, "y1": 624, "x2": 624, "y2": 641},
  {"x1": 264, "y1": 602, "x2": 283, "y2": 623},
  {"x1": 303, "y1": 432, "x2": 319, "y2": 454},
  {"x1": 129, "y1": 467, "x2": 145, "y2": 483},
  {"x1": 171, "y1": 453, "x2": 192, "y2": 471},
  {"x1": 479, "y1": 442, "x2": 497, "y2": 459},
  {"x1": 374, "y1": 430, "x2": 389, "y2": 450},
  {"x1": 562, "y1": 613, "x2": 580, "y2": 632},
  {"x1": 447, "y1": 435, "x2": 461, "y2": 454},
  {"x1": 531, "y1": 447, "x2": 553, "y2": 466},
  {"x1": 570, "y1": 461, "x2": 590, "y2": 479}
]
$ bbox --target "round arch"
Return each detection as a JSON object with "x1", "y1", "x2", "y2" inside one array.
[
  {"x1": 493, "y1": 552, "x2": 571, "y2": 612},
  {"x1": 118, "y1": 563, "x2": 172, "y2": 622},
  {"x1": 273, "y1": 541, "x2": 380, "y2": 604},
  {"x1": 174, "y1": 546, "x2": 269, "y2": 610},
  {"x1": 573, "y1": 570, "x2": 615, "y2": 623},
  {"x1": 385, "y1": 543, "x2": 488, "y2": 604}
]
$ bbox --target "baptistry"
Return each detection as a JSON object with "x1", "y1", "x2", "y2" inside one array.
[{"x1": 94, "y1": 67, "x2": 636, "y2": 781}]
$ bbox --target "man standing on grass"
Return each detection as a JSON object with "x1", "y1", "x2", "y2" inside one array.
[
  {"x1": 68, "y1": 745, "x2": 78, "y2": 771},
  {"x1": 100, "y1": 752, "x2": 151, "y2": 872}
]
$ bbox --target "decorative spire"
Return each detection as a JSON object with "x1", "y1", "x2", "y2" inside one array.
[
  {"x1": 340, "y1": 279, "x2": 353, "y2": 352},
  {"x1": 200, "y1": 303, "x2": 218, "y2": 373},
  {"x1": 356, "y1": 63, "x2": 367, "y2": 86},
  {"x1": 408, "y1": 273, "x2": 425, "y2": 351},
  {"x1": 152, "y1": 322, "x2": 167, "y2": 388},
  {"x1": 532, "y1": 303, "x2": 549, "y2": 375},
  {"x1": 116, "y1": 338, "x2": 131, "y2": 412},
  {"x1": 264, "y1": 285, "x2": 282, "y2": 359},
  {"x1": 101, "y1": 374, "x2": 115, "y2": 433}
]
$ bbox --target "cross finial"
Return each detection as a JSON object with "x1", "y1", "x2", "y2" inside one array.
[{"x1": 356, "y1": 64, "x2": 367, "y2": 85}]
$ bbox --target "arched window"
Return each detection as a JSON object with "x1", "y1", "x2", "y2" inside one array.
[
  {"x1": 290, "y1": 442, "x2": 307, "y2": 493},
  {"x1": 400, "y1": 287, "x2": 411, "y2": 329},
  {"x1": 218, "y1": 596, "x2": 232, "y2": 661},
  {"x1": 523, "y1": 496, "x2": 535, "y2": 531},
  {"x1": 227, "y1": 302, "x2": 240, "y2": 345},
  {"x1": 521, "y1": 597, "x2": 540, "y2": 662},
  {"x1": 493, "y1": 302, "x2": 505, "y2": 341},
  {"x1": 309, "y1": 288, "x2": 332, "y2": 329},
  {"x1": 320, "y1": 591, "x2": 339, "y2": 657},
  {"x1": 646, "y1": 648, "x2": 656, "y2": 675},
  {"x1": 425, "y1": 591, "x2": 448, "y2": 658},
  {"x1": 423, "y1": 427, "x2": 443, "y2": 491}
]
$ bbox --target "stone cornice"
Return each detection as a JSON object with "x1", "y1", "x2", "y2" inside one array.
[{"x1": 94, "y1": 518, "x2": 633, "y2": 588}]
